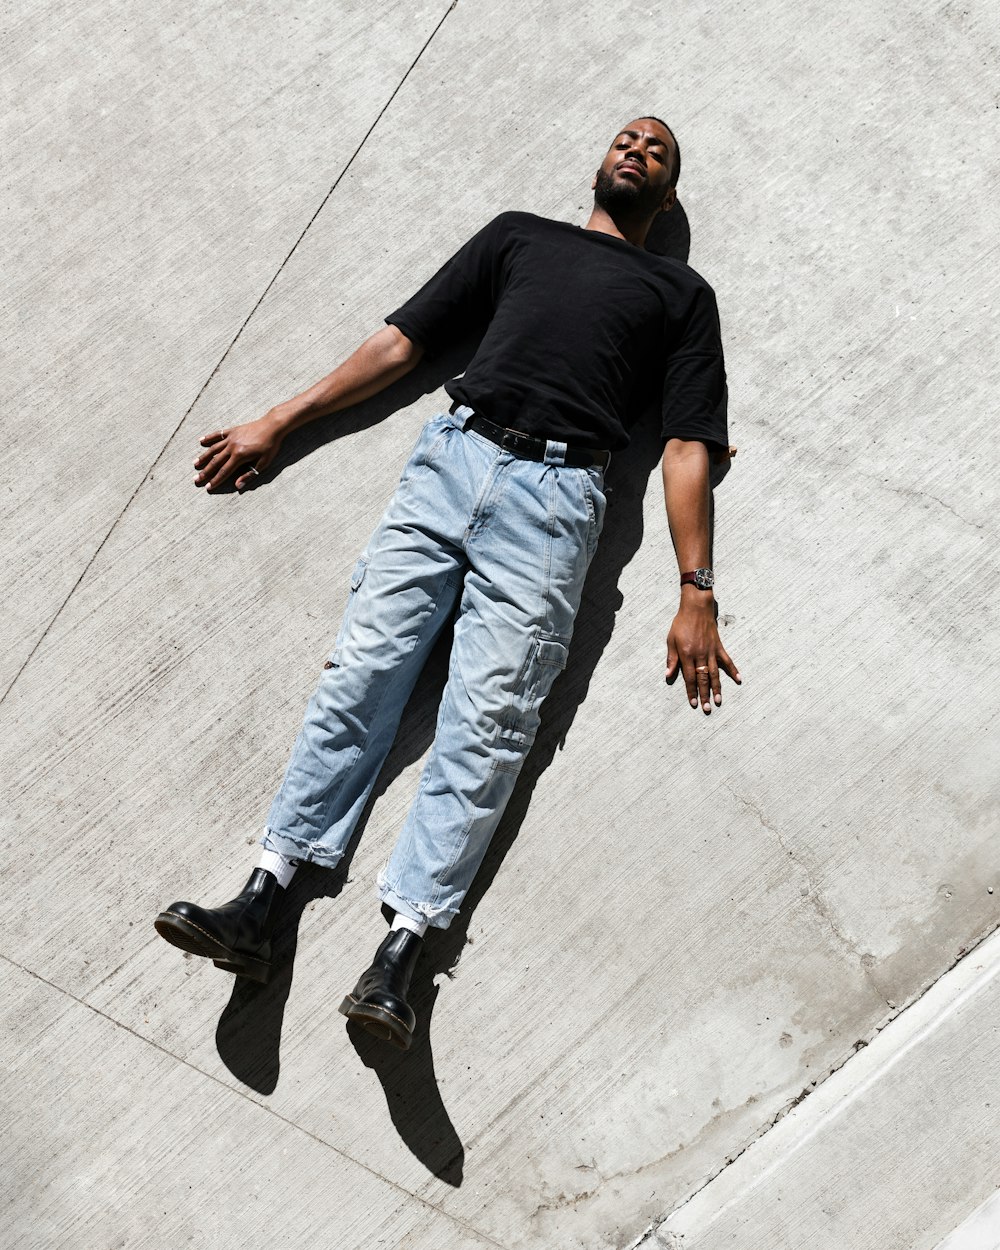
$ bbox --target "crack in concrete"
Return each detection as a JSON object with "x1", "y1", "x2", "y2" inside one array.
[
  {"x1": 0, "y1": 0, "x2": 459, "y2": 710},
  {"x1": 738, "y1": 412, "x2": 988, "y2": 539},
  {"x1": 721, "y1": 783, "x2": 892, "y2": 1009},
  {"x1": 856, "y1": 472, "x2": 986, "y2": 533}
]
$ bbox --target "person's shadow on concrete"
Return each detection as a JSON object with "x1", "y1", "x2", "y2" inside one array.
[{"x1": 213, "y1": 203, "x2": 724, "y2": 1186}]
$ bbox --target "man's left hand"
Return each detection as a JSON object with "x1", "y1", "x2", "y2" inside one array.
[{"x1": 665, "y1": 596, "x2": 741, "y2": 714}]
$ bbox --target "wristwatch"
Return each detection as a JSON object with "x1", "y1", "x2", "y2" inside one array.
[{"x1": 680, "y1": 568, "x2": 715, "y2": 590}]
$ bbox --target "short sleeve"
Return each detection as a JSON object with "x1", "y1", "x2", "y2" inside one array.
[
  {"x1": 384, "y1": 214, "x2": 507, "y2": 357},
  {"x1": 661, "y1": 284, "x2": 729, "y2": 452}
]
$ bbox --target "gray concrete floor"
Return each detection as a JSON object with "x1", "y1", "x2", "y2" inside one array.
[{"x1": 3, "y1": 1, "x2": 998, "y2": 1247}]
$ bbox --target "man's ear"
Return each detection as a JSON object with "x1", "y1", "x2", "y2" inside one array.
[
  {"x1": 660, "y1": 187, "x2": 677, "y2": 213},
  {"x1": 591, "y1": 172, "x2": 598, "y2": 190}
]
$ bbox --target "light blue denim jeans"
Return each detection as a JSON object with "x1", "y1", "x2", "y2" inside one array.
[{"x1": 262, "y1": 406, "x2": 607, "y2": 928}]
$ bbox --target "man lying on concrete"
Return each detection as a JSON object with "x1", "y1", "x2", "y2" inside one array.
[{"x1": 154, "y1": 116, "x2": 740, "y2": 1050}]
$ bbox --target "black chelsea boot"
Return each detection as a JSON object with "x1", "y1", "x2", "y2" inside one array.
[
  {"x1": 339, "y1": 928, "x2": 423, "y2": 1050},
  {"x1": 154, "y1": 868, "x2": 283, "y2": 983}
]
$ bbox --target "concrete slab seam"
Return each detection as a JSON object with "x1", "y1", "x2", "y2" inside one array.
[
  {"x1": 1, "y1": 950, "x2": 507, "y2": 1247},
  {"x1": 0, "y1": 0, "x2": 459, "y2": 712},
  {"x1": 627, "y1": 919, "x2": 1000, "y2": 1249}
]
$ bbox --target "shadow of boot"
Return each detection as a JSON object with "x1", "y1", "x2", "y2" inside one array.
[
  {"x1": 344, "y1": 931, "x2": 464, "y2": 1186},
  {"x1": 215, "y1": 862, "x2": 346, "y2": 1094}
]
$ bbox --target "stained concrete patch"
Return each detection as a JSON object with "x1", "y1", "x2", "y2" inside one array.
[{"x1": 650, "y1": 928, "x2": 1000, "y2": 1250}]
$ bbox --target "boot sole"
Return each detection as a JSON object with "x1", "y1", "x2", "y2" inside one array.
[
  {"x1": 154, "y1": 911, "x2": 271, "y2": 984},
  {"x1": 338, "y1": 994, "x2": 413, "y2": 1051}
]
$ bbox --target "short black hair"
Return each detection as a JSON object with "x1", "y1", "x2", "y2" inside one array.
[{"x1": 636, "y1": 115, "x2": 681, "y2": 186}]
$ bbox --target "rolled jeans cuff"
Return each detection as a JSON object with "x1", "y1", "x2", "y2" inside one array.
[
  {"x1": 377, "y1": 874, "x2": 460, "y2": 931},
  {"x1": 261, "y1": 827, "x2": 344, "y2": 871}
]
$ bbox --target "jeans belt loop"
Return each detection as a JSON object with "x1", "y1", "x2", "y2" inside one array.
[
  {"x1": 451, "y1": 403, "x2": 475, "y2": 428},
  {"x1": 543, "y1": 439, "x2": 568, "y2": 466},
  {"x1": 451, "y1": 403, "x2": 609, "y2": 470}
]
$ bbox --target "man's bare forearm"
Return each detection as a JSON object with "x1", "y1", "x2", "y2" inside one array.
[
  {"x1": 270, "y1": 325, "x2": 424, "y2": 433},
  {"x1": 194, "y1": 325, "x2": 423, "y2": 491},
  {"x1": 661, "y1": 437, "x2": 711, "y2": 592},
  {"x1": 661, "y1": 437, "x2": 740, "y2": 711}
]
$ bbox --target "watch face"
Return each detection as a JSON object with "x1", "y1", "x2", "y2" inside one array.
[{"x1": 694, "y1": 568, "x2": 715, "y2": 590}]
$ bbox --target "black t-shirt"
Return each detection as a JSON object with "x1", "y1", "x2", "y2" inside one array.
[{"x1": 385, "y1": 211, "x2": 728, "y2": 453}]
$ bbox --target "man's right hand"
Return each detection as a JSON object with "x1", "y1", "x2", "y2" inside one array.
[
  {"x1": 193, "y1": 410, "x2": 286, "y2": 492},
  {"x1": 193, "y1": 326, "x2": 423, "y2": 494}
]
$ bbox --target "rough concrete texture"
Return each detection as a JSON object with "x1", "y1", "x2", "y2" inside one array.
[
  {"x1": 2, "y1": 0, "x2": 997, "y2": 1247},
  {"x1": 933, "y1": 1191, "x2": 1000, "y2": 1250},
  {"x1": 648, "y1": 925, "x2": 1000, "y2": 1249}
]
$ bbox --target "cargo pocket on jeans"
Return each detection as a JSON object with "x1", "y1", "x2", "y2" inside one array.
[
  {"x1": 323, "y1": 556, "x2": 369, "y2": 670},
  {"x1": 498, "y1": 635, "x2": 570, "y2": 747}
]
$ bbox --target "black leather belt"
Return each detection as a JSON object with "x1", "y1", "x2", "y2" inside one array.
[{"x1": 450, "y1": 404, "x2": 610, "y2": 470}]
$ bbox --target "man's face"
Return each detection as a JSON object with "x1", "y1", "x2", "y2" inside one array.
[{"x1": 592, "y1": 119, "x2": 677, "y2": 217}]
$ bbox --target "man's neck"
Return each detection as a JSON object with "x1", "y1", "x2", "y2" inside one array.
[{"x1": 582, "y1": 204, "x2": 652, "y2": 247}]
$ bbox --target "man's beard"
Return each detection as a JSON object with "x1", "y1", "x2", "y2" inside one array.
[{"x1": 593, "y1": 166, "x2": 664, "y2": 217}]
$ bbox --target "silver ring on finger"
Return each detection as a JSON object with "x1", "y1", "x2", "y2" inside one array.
[
  {"x1": 695, "y1": 665, "x2": 710, "y2": 672},
  {"x1": 248, "y1": 465, "x2": 260, "y2": 476}
]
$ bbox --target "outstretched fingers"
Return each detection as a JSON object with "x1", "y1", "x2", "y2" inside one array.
[
  {"x1": 194, "y1": 430, "x2": 230, "y2": 487},
  {"x1": 666, "y1": 617, "x2": 742, "y2": 714},
  {"x1": 709, "y1": 659, "x2": 722, "y2": 708},
  {"x1": 194, "y1": 448, "x2": 228, "y2": 488},
  {"x1": 201, "y1": 453, "x2": 235, "y2": 492},
  {"x1": 717, "y1": 641, "x2": 741, "y2": 687},
  {"x1": 692, "y1": 660, "x2": 713, "y2": 714},
  {"x1": 667, "y1": 636, "x2": 716, "y2": 713},
  {"x1": 194, "y1": 430, "x2": 255, "y2": 491},
  {"x1": 680, "y1": 657, "x2": 702, "y2": 711}
]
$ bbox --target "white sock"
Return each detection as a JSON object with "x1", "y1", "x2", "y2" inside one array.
[
  {"x1": 257, "y1": 848, "x2": 298, "y2": 889},
  {"x1": 391, "y1": 911, "x2": 428, "y2": 938}
]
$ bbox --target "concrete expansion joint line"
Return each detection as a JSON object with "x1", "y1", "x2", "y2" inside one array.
[
  {"x1": 0, "y1": 0, "x2": 458, "y2": 712},
  {"x1": 629, "y1": 917, "x2": 1000, "y2": 1250},
  {"x1": 0, "y1": 947, "x2": 504, "y2": 1246}
]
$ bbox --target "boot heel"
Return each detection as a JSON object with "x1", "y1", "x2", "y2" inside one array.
[
  {"x1": 213, "y1": 957, "x2": 271, "y2": 984},
  {"x1": 342, "y1": 999, "x2": 414, "y2": 1050},
  {"x1": 339, "y1": 929, "x2": 421, "y2": 1050}
]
